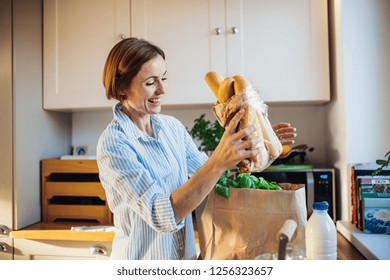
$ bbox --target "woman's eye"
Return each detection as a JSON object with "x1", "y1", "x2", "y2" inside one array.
[
  {"x1": 145, "y1": 81, "x2": 155, "y2": 86},
  {"x1": 145, "y1": 77, "x2": 166, "y2": 86}
]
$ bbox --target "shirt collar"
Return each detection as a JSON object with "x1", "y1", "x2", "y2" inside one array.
[{"x1": 113, "y1": 102, "x2": 162, "y2": 141}]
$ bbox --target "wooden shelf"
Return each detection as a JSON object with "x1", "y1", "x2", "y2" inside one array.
[
  {"x1": 41, "y1": 159, "x2": 113, "y2": 224},
  {"x1": 42, "y1": 158, "x2": 99, "y2": 176}
]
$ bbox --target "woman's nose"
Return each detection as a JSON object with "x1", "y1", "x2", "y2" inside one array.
[{"x1": 156, "y1": 80, "x2": 167, "y2": 94}]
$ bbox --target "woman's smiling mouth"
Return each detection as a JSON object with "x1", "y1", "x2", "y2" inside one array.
[{"x1": 148, "y1": 98, "x2": 161, "y2": 104}]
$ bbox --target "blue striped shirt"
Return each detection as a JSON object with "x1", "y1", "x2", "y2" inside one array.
[{"x1": 97, "y1": 103, "x2": 208, "y2": 260}]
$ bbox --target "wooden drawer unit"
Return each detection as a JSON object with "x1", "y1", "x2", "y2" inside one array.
[{"x1": 41, "y1": 159, "x2": 112, "y2": 224}]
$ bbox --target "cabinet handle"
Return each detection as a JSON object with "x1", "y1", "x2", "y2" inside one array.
[
  {"x1": 89, "y1": 244, "x2": 108, "y2": 256},
  {"x1": 0, "y1": 242, "x2": 8, "y2": 252},
  {"x1": 214, "y1": 28, "x2": 222, "y2": 35},
  {"x1": 119, "y1": 34, "x2": 126, "y2": 40},
  {"x1": 231, "y1": 27, "x2": 238, "y2": 34},
  {"x1": 0, "y1": 225, "x2": 9, "y2": 236}
]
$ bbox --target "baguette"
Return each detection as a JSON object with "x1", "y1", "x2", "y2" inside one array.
[
  {"x1": 233, "y1": 75, "x2": 250, "y2": 95},
  {"x1": 233, "y1": 76, "x2": 269, "y2": 172},
  {"x1": 217, "y1": 77, "x2": 235, "y2": 103},
  {"x1": 236, "y1": 106, "x2": 269, "y2": 173},
  {"x1": 208, "y1": 73, "x2": 282, "y2": 172},
  {"x1": 205, "y1": 72, "x2": 224, "y2": 101},
  {"x1": 256, "y1": 111, "x2": 283, "y2": 159}
]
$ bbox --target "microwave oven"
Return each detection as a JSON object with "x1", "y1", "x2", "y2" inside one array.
[{"x1": 252, "y1": 167, "x2": 336, "y2": 221}]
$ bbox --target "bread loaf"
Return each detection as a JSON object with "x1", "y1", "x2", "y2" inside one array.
[
  {"x1": 257, "y1": 110, "x2": 283, "y2": 159},
  {"x1": 217, "y1": 77, "x2": 235, "y2": 103},
  {"x1": 232, "y1": 75, "x2": 250, "y2": 95},
  {"x1": 236, "y1": 102, "x2": 270, "y2": 173},
  {"x1": 206, "y1": 72, "x2": 283, "y2": 173},
  {"x1": 205, "y1": 72, "x2": 224, "y2": 102}
]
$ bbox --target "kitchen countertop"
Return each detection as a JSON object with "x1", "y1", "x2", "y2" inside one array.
[
  {"x1": 10, "y1": 222, "x2": 366, "y2": 260},
  {"x1": 337, "y1": 230, "x2": 366, "y2": 260},
  {"x1": 337, "y1": 220, "x2": 390, "y2": 260},
  {"x1": 10, "y1": 222, "x2": 114, "y2": 242}
]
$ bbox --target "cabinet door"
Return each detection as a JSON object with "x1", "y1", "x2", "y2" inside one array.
[
  {"x1": 0, "y1": 238, "x2": 13, "y2": 260},
  {"x1": 13, "y1": 239, "x2": 112, "y2": 260},
  {"x1": 227, "y1": 0, "x2": 330, "y2": 103},
  {"x1": 131, "y1": 0, "x2": 225, "y2": 105},
  {"x1": 43, "y1": 0, "x2": 129, "y2": 110}
]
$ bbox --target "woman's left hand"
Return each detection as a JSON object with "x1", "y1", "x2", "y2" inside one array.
[{"x1": 272, "y1": 122, "x2": 297, "y2": 145}]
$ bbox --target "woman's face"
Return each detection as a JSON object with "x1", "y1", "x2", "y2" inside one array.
[{"x1": 122, "y1": 55, "x2": 167, "y2": 116}]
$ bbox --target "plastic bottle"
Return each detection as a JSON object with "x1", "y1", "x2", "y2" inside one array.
[{"x1": 305, "y1": 201, "x2": 337, "y2": 260}]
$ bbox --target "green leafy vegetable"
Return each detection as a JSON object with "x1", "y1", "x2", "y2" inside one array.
[
  {"x1": 214, "y1": 184, "x2": 230, "y2": 198},
  {"x1": 214, "y1": 170, "x2": 282, "y2": 198}
]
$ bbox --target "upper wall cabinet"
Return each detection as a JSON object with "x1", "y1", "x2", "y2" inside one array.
[
  {"x1": 44, "y1": 0, "x2": 330, "y2": 110},
  {"x1": 132, "y1": 0, "x2": 330, "y2": 105},
  {"x1": 230, "y1": 0, "x2": 330, "y2": 103},
  {"x1": 43, "y1": 0, "x2": 129, "y2": 110},
  {"x1": 131, "y1": 0, "x2": 220, "y2": 105}
]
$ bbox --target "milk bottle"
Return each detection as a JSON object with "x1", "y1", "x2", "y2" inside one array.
[{"x1": 305, "y1": 201, "x2": 337, "y2": 260}]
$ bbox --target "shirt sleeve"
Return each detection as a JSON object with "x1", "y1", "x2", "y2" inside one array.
[
  {"x1": 182, "y1": 123, "x2": 209, "y2": 174},
  {"x1": 97, "y1": 128, "x2": 184, "y2": 234}
]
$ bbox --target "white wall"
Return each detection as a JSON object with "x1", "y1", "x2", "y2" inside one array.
[
  {"x1": 328, "y1": 0, "x2": 390, "y2": 221},
  {"x1": 343, "y1": 0, "x2": 390, "y2": 163}
]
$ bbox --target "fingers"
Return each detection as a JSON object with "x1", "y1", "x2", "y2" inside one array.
[
  {"x1": 279, "y1": 132, "x2": 297, "y2": 140},
  {"x1": 273, "y1": 122, "x2": 297, "y2": 145},
  {"x1": 272, "y1": 122, "x2": 291, "y2": 131},
  {"x1": 274, "y1": 124, "x2": 296, "y2": 135},
  {"x1": 273, "y1": 122, "x2": 295, "y2": 135},
  {"x1": 226, "y1": 109, "x2": 260, "y2": 148},
  {"x1": 238, "y1": 136, "x2": 262, "y2": 151},
  {"x1": 223, "y1": 111, "x2": 260, "y2": 150},
  {"x1": 280, "y1": 139, "x2": 295, "y2": 145},
  {"x1": 232, "y1": 124, "x2": 256, "y2": 142},
  {"x1": 226, "y1": 109, "x2": 245, "y2": 135},
  {"x1": 277, "y1": 127, "x2": 297, "y2": 135},
  {"x1": 278, "y1": 131, "x2": 297, "y2": 141}
]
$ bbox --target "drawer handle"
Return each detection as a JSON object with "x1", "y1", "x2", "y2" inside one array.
[
  {"x1": 0, "y1": 242, "x2": 8, "y2": 252},
  {"x1": 89, "y1": 244, "x2": 108, "y2": 256},
  {"x1": 0, "y1": 225, "x2": 9, "y2": 236}
]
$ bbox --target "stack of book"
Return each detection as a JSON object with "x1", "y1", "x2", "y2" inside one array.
[{"x1": 350, "y1": 163, "x2": 390, "y2": 234}]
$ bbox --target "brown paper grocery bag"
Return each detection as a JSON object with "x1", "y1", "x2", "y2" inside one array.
[{"x1": 195, "y1": 186, "x2": 307, "y2": 260}]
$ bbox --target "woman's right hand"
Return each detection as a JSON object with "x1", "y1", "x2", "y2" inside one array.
[
  {"x1": 209, "y1": 109, "x2": 261, "y2": 172},
  {"x1": 172, "y1": 109, "x2": 260, "y2": 222}
]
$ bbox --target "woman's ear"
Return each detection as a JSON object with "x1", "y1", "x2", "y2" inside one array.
[{"x1": 119, "y1": 89, "x2": 126, "y2": 100}]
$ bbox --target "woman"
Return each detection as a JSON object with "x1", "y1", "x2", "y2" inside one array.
[{"x1": 97, "y1": 38, "x2": 296, "y2": 260}]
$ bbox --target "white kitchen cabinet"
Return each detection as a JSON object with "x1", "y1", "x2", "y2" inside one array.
[
  {"x1": 132, "y1": 0, "x2": 330, "y2": 105},
  {"x1": 44, "y1": 0, "x2": 329, "y2": 109},
  {"x1": 43, "y1": 0, "x2": 129, "y2": 110},
  {"x1": 232, "y1": 0, "x2": 330, "y2": 103},
  {"x1": 0, "y1": 238, "x2": 13, "y2": 260},
  {"x1": 131, "y1": 0, "x2": 221, "y2": 105},
  {"x1": 13, "y1": 239, "x2": 112, "y2": 260}
]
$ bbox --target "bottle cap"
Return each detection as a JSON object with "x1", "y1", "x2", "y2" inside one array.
[{"x1": 312, "y1": 201, "x2": 329, "y2": 210}]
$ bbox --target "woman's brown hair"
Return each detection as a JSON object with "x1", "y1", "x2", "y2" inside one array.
[{"x1": 102, "y1": 38, "x2": 165, "y2": 101}]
